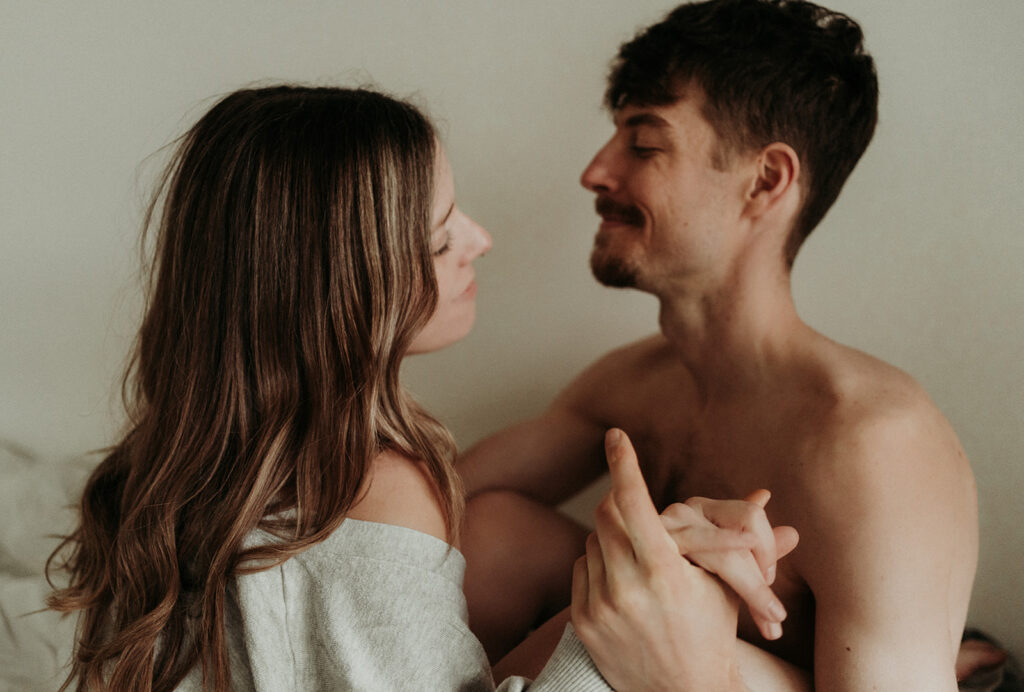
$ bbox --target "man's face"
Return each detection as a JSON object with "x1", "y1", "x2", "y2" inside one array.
[{"x1": 580, "y1": 91, "x2": 748, "y2": 293}]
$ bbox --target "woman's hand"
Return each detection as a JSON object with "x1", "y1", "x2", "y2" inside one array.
[
  {"x1": 661, "y1": 492, "x2": 799, "y2": 641},
  {"x1": 571, "y1": 429, "x2": 748, "y2": 691}
]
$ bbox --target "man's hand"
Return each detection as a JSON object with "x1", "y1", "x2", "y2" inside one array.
[
  {"x1": 662, "y1": 492, "x2": 799, "y2": 641},
  {"x1": 571, "y1": 429, "x2": 748, "y2": 691}
]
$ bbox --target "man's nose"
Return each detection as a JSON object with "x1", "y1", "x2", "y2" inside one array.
[{"x1": 580, "y1": 143, "x2": 619, "y2": 194}]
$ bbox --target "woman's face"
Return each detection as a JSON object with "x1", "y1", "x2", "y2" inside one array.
[{"x1": 408, "y1": 146, "x2": 492, "y2": 354}]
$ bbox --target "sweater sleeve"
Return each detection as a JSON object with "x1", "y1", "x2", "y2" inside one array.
[
  {"x1": 227, "y1": 520, "x2": 613, "y2": 691},
  {"x1": 499, "y1": 624, "x2": 613, "y2": 692}
]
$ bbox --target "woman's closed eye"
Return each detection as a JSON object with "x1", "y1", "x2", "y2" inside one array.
[{"x1": 433, "y1": 229, "x2": 453, "y2": 256}]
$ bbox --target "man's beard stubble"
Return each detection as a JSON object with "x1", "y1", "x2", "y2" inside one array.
[
  {"x1": 590, "y1": 242, "x2": 639, "y2": 288},
  {"x1": 590, "y1": 195, "x2": 644, "y2": 288}
]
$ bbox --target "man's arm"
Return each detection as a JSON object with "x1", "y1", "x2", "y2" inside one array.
[
  {"x1": 458, "y1": 342, "x2": 656, "y2": 661},
  {"x1": 459, "y1": 337, "x2": 670, "y2": 503},
  {"x1": 458, "y1": 403, "x2": 606, "y2": 504},
  {"x1": 795, "y1": 403, "x2": 977, "y2": 690}
]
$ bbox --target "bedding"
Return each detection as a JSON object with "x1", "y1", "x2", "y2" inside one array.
[{"x1": 0, "y1": 441, "x2": 91, "y2": 691}]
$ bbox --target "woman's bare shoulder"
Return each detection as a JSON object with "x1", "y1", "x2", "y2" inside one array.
[{"x1": 346, "y1": 450, "x2": 450, "y2": 544}]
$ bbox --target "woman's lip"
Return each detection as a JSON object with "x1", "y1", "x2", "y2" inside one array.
[{"x1": 461, "y1": 280, "x2": 478, "y2": 298}]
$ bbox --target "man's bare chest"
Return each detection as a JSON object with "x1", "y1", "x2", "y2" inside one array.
[
  {"x1": 620, "y1": 406, "x2": 784, "y2": 509},
  {"x1": 614, "y1": 403, "x2": 819, "y2": 666}
]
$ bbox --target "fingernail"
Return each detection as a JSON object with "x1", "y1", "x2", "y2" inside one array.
[
  {"x1": 767, "y1": 622, "x2": 783, "y2": 640},
  {"x1": 766, "y1": 564, "x2": 776, "y2": 585},
  {"x1": 768, "y1": 599, "x2": 787, "y2": 622}
]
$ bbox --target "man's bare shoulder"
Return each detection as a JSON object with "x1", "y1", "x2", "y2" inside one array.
[
  {"x1": 554, "y1": 333, "x2": 687, "y2": 413},
  {"x1": 565, "y1": 333, "x2": 674, "y2": 382},
  {"x1": 818, "y1": 343, "x2": 935, "y2": 418},
  {"x1": 797, "y1": 343, "x2": 971, "y2": 497},
  {"x1": 456, "y1": 339, "x2": 682, "y2": 500},
  {"x1": 808, "y1": 343, "x2": 964, "y2": 456},
  {"x1": 781, "y1": 341, "x2": 978, "y2": 678},
  {"x1": 790, "y1": 341, "x2": 976, "y2": 577}
]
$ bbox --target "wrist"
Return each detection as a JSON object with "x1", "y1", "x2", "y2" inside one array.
[{"x1": 672, "y1": 657, "x2": 747, "y2": 691}]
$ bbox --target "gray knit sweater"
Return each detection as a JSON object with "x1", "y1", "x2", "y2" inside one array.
[{"x1": 177, "y1": 518, "x2": 612, "y2": 691}]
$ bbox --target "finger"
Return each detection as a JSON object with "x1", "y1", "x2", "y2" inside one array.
[
  {"x1": 593, "y1": 492, "x2": 638, "y2": 592},
  {"x1": 742, "y1": 489, "x2": 780, "y2": 583},
  {"x1": 661, "y1": 503, "x2": 758, "y2": 552},
  {"x1": 660, "y1": 519, "x2": 758, "y2": 554},
  {"x1": 774, "y1": 526, "x2": 800, "y2": 560},
  {"x1": 686, "y1": 496, "x2": 777, "y2": 581},
  {"x1": 571, "y1": 554, "x2": 589, "y2": 624},
  {"x1": 585, "y1": 531, "x2": 607, "y2": 600},
  {"x1": 594, "y1": 492, "x2": 634, "y2": 562},
  {"x1": 605, "y1": 429, "x2": 671, "y2": 560},
  {"x1": 745, "y1": 488, "x2": 772, "y2": 508},
  {"x1": 687, "y1": 548, "x2": 787, "y2": 640}
]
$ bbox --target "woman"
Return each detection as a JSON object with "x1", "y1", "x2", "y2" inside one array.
[{"x1": 47, "y1": 85, "x2": 776, "y2": 691}]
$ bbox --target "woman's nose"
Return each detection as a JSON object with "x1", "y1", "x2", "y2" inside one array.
[
  {"x1": 476, "y1": 224, "x2": 493, "y2": 256},
  {"x1": 464, "y1": 216, "x2": 492, "y2": 261}
]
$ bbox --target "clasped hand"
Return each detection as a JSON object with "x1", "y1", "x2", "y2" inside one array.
[{"x1": 571, "y1": 429, "x2": 799, "y2": 691}]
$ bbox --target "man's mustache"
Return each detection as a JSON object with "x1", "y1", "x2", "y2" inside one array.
[{"x1": 595, "y1": 196, "x2": 645, "y2": 227}]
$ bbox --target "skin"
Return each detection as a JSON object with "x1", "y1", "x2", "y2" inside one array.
[
  {"x1": 407, "y1": 146, "x2": 492, "y2": 355},
  {"x1": 352, "y1": 144, "x2": 773, "y2": 687},
  {"x1": 460, "y1": 91, "x2": 978, "y2": 690},
  {"x1": 573, "y1": 429, "x2": 749, "y2": 691},
  {"x1": 574, "y1": 430, "x2": 817, "y2": 691},
  {"x1": 352, "y1": 143, "x2": 491, "y2": 538}
]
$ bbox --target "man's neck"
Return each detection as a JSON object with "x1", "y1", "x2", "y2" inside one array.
[{"x1": 655, "y1": 257, "x2": 809, "y2": 404}]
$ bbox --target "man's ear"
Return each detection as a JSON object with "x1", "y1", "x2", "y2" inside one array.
[{"x1": 744, "y1": 142, "x2": 800, "y2": 220}]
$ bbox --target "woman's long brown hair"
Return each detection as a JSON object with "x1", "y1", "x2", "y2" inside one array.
[{"x1": 46, "y1": 85, "x2": 463, "y2": 691}]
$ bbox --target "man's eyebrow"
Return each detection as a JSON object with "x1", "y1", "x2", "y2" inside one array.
[
  {"x1": 619, "y1": 112, "x2": 671, "y2": 129},
  {"x1": 433, "y1": 201, "x2": 455, "y2": 229}
]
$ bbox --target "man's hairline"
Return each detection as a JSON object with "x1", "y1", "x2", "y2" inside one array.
[
  {"x1": 608, "y1": 90, "x2": 750, "y2": 173},
  {"x1": 608, "y1": 91, "x2": 810, "y2": 267}
]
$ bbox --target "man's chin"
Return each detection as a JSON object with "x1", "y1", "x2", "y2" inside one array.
[{"x1": 590, "y1": 253, "x2": 638, "y2": 288}]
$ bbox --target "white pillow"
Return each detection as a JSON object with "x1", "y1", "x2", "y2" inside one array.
[
  {"x1": 0, "y1": 441, "x2": 96, "y2": 690},
  {"x1": 0, "y1": 441, "x2": 95, "y2": 577}
]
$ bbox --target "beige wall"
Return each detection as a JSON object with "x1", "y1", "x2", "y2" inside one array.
[{"x1": 3, "y1": 0, "x2": 1021, "y2": 662}]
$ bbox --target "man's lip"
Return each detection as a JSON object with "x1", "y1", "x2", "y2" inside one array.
[
  {"x1": 598, "y1": 216, "x2": 642, "y2": 230},
  {"x1": 595, "y1": 195, "x2": 644, "y2": 226}
]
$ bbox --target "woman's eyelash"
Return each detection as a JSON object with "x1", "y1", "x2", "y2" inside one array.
[{"x1": 433, "y1": 229, "x2": 452, "y2": 256}]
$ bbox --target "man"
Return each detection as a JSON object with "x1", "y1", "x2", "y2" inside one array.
[{"x1": 460, "y1": 1, "x2": 978, "y2": 689}]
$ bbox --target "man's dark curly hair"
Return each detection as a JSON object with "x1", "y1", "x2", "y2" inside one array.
[{"x1": 607, "y1": 0, "x2": 878, "y2": 264}]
